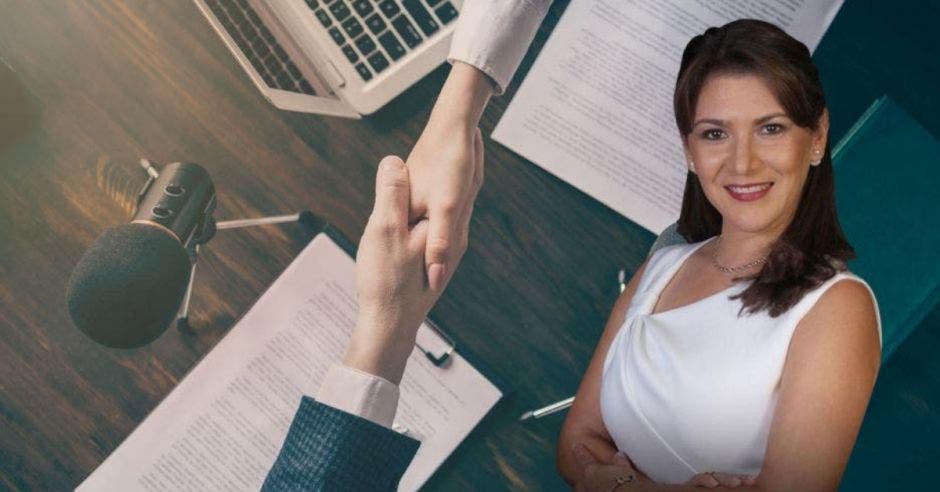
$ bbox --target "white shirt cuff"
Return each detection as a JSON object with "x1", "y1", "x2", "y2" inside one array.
[
  {"x1": 447, "y1": 0, "x2": 551, "y2": 95},
  {"x1": 316, "y1": 364, "x2": 400, "y2": 428}
]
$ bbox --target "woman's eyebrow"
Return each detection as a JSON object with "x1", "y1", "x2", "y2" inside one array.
[
  {"x1": 754, "y1": 112, "x2": 788, "y2": 124},
  {"x1": 692, "y1": 118, "x2": 725, "y2": 128},
  {"x1": 692, "y1": 112, "x2": 789, "y2": 128}
]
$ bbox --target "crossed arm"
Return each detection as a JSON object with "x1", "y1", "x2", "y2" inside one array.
[
  {"x1": 557, "y1": 264, "x2": 881, "y2": 491},
  {"x1": 556, "y1": 262, "x2": 649, "y2": 482}
]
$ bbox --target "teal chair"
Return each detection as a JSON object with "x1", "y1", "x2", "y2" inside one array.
[{"x1": 647, "y1": 222, "x2": 685, "y2": 258}]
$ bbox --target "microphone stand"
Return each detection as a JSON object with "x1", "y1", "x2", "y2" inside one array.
[
  {"x1": 176, "y1": 213, "x2": 320, "y2": 330},
  {"x1": 138, "y1": 159, "x2": 320, "y2": 330}
]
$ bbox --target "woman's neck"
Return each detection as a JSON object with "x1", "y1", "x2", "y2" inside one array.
[{"x1": 711, "y1": 229, "x2": 779, "y2": 270}]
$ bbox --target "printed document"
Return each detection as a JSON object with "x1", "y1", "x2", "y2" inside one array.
[
  {"x1": 78, "y1": 233, "x2": 501, "y2": 491},
  {"x1": 493, "y1": 0, "x2": 843, "y2": 233}
]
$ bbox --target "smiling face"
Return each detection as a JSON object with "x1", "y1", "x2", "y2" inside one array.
[{"x1": 684, "y1": 73, "x2": 828, "y2": 238}]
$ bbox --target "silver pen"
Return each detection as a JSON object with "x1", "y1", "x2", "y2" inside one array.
[
  {"x1": 519, "y1": 396, "x2": 575, "y2": 421},
  {"x1": 520, "y1": 268, "x2": 627, "y2": 422}
]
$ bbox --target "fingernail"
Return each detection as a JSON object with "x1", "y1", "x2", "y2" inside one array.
[
  {"x1": 706, "y1": 476, "x2": 719, "y2": 487},
  {"x1": 381, "y1": 156, "x2": 404, "y2": 172},
  {"x1": 428, "y1": 263, "x2": 445, "y2": 291}
]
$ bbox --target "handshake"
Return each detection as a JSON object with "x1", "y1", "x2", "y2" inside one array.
[
  {"x1": 342, "y1": 61, "x2": 492, "y2": 386},
  {"x1": 344, "y1": 127, "x2": 484, "y2": 386}
]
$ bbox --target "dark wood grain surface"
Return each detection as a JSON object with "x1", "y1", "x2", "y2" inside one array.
[{"x1": 2, "y1": 1, "x2": 939, "y2": 490}]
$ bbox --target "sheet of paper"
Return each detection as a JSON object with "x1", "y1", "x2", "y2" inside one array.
[
  {"x1": 493, "y1": 0, "x2": 843, "y2": 233},
  {"x1": 77, "y1": 234, "x2": 501, "y2": 492}
]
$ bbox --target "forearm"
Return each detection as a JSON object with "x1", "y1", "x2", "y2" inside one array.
[
  {"x1": 557, "y1": 431, "x2": 618, "y2": 484},
  {"x1": 636, "y1": 482, "x2": 762, "y2": 492},
  {"x1": 343, "y1": 314, "x2": 417, "y2": 386},
  {"x1": 262, "y1": 397, "x2": 418, "y2": 490},
  {"x1": 426, "y1": 61, "x2": 493, "y2": 132}
]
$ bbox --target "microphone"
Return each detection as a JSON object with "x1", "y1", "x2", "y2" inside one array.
[{"x1": 67, "y1": 162, "x2": 216, "y2": 348}]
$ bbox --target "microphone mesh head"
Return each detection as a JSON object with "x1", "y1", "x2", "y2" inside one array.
[{"x1": 67, "y1": 223, "x2": 191, "y2": 348}]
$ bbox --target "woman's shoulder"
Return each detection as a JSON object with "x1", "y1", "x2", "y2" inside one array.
[
  {"x1": 787, "y1": 270, "x2": 877, "y2": 311},
  {"x1": 793, "y1": 270, "x2": 882, "y2": 351},
  {"x1": 812, "y1": 271, "x2": 878, "y2": 314}
]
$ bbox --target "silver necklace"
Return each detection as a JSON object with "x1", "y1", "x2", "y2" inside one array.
[{"x1": 710, "y1": 236, "x2": 768, "y2": 274}]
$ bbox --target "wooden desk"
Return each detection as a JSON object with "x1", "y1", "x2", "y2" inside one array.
[
  {"x1": 0, "y1": 1, "x2": 627, "y2": 489},
  {"x1": 1, "y1": 1, "x2": 938, "y2": 490}
]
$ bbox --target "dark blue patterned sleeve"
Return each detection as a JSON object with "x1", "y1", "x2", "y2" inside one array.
[{"x1": 262, "y1": 396, "x2": 420, "y2": 491}]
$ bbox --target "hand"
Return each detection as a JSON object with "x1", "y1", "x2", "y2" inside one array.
[
  {"x1": 406, "y1": 62, "x2": 490, "y2": 291},
  {"x1": 344, "y1": 156, "x2": 473, "y2": 384},
  {"x1": 572, "y1": 444, "x2": 647, "y2": 492},
  {"x1": 686, "y1": 472, "x2": 757, "y2": 488},
  {"x1": 405, "y1": 124, "x2": 483, "y2": 290}
]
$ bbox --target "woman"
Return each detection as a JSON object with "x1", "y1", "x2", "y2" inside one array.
[{"x1": 557, "y1": 20, "x2": 881, "y2": 491}]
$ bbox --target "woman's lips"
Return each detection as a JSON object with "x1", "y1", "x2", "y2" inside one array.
[{"x1": 725, "y1": 182, "x2": 773, "y2": 202}]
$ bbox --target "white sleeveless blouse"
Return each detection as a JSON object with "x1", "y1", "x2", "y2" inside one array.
[{"x1": 600, "y1": 239, "x2": 881, "y2": 484}]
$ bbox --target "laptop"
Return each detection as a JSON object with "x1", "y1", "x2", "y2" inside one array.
[{"x1": 194, "y1": 0, "x2": 462, "y2": 118}]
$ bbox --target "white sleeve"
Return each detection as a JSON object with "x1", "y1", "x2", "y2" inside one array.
[
  {"x1": 316, "y1": 364, "x2": 400, "y2": 428},
  {"x1": 447, "y1": 0, "x2": 552, "y2": 95}
]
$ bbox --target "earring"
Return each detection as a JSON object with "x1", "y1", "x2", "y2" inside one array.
[
  {"x1": 810, "y1": 148, "x2": 822, "y2": 166},
  {"x1": 688, "y1": 160, "x2": 696, "y2": 173}
]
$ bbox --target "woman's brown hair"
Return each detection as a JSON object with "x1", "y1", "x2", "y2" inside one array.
[{"x1": 673, "y1": 19, "x2": 854, "y2": 317}]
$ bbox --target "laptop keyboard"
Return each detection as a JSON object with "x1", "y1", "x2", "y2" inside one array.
[
  {"x1": 205, "y1": 0, "x2": 318, "y2": 94},
  {"x1": 205, "y1": 0, "x2": 459, "y2": 94},
  {"x1": 306, "y1": 0, "x2": 459, "y2": 82}
]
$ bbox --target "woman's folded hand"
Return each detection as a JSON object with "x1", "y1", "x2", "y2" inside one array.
[
  {"x1": 571, "y1": 444, "x2": 647, "y2": 491},
  {"x1": 685, "y1": 471, "x2": 757, "y2": 488}
]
